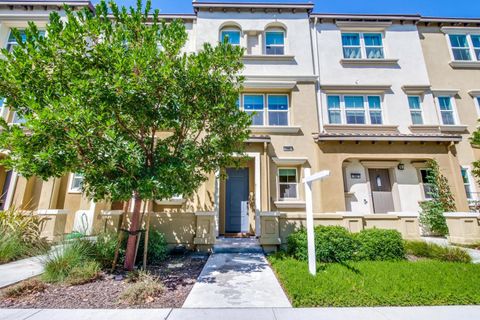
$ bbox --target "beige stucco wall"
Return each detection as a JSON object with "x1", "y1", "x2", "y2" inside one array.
[{"x1": 419, "y1": 25, "x2": 480, "y2": 197}]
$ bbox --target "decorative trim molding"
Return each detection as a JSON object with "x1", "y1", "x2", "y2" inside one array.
[
  {"x1": 439, "y1": 125, "x2": 468, "y2": 133},
  {"x1": 323, "y1": 124, "x2": 399, "y2": 134},
  {"x1": 272, "y1": 157, "x2": 309, "y2": 166},
  {"x1": 244, "y1": 75, "x2": 317, "y2": 82},
  {"x1": 468, "y1": 90, "x2": 480, "y2": 97},
  {"x1": 250, "y1": 126, "x2": 301, "y2": 134},
  {"x1": 243, "y1": 55, "x2": 296, "y2": 62},
  {"x1": 402, "y1": 85, "x2": 431, "y2": 94},
  {"x1": 360, "y1": 160, "x2": 400, "y2": 168},
  {"x1": 340, "y1": 58, "x2": 399, "y2": 66},
  {"x1": 274, "y1": 201, "x2": 306, "y2": 209},
  {"x1": 336, "y1": 20, "x2": 392, "y2": 31},
  {"x1": 409, "y1": 125, "x2": 440, "y2": 134},
  {"x1": 441, "y1": 27, "x2": 480, "y2": 34},
  {"x1": 243, "y1": 80, "x2": 297, "y2": 90},
  {"x1": 449, "y1": 61, "x2": 480, "y2": 69},
  {"x1": 320, "y1": 84, "x2": 391, "y2": 93},
  {"x1": 431, "y1": 89, "x2": 459, "y2": 96}
]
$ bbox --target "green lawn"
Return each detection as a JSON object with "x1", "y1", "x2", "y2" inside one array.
[{"x1": 268, "y1": 255, "x2": 480, "y2": 307}]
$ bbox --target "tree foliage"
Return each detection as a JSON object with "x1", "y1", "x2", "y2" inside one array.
[
  {"x1": 419, "y1": 160, "x2": 455, "y2": 236},
  {"x1": 0, "y1": 0, "x2": 250, "y2": 203}
]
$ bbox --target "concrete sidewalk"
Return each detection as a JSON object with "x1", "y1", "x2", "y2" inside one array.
[
  {"x1": 2, "y1": 306, "x2": 480, "y2": 320},
  {"x1": 0, "y1": 256, "x2": 46, "y2": 289}
]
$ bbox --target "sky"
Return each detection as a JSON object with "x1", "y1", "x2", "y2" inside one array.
[{"x1": 91, "y1": 0, "x2": 480, "y2": 18}]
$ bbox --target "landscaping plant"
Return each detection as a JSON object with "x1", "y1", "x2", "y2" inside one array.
[
  {"x1": 1, "y1": 279, "x2": 47, "y2": 299},
  {"x1": 119, "y1": 271, "x2": 164, "y2": 305},
  {"x1": 405, "y1": 240, "x2": 471, "y2": 263},
  {"x1": 419, "y1": 160, "x2": 455, "y2": 236},
  {"x1": 355, "y1": 228, "x2": 405, "y2": 261},
  {"x1": 0, "y1": 0, "x2": 250, "y2": 270}
]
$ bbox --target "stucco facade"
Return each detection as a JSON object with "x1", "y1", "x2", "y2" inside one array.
[{"x1": 1, "y1": 1, "x2": 480, "y2": 248}]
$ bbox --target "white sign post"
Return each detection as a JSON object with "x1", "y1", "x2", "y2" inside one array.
[{"x1": 303, "y1": 169, "x2": 331, "y2": 276}]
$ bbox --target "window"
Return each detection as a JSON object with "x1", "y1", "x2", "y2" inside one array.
[
  {"x1": 327, "y1": 95, "x2": 383, "y2": 125},
  {"x1": 461, "y1": 168, "x2": 474, "y2": 200},
  {"x1": 243, "y1": 95, "x2": 264, "y2": 126},
  {"x1": 477, "y1": 97, "x2": 480, "y2": 114},
  {"x1": 368, "y1": 96, "x2": 382, "y2": 124},
  {"x1": 220, "y1": 29, "x2": 241, "y2": 46},
  {"x1": 0, "y1": 98, "x2": 6, "y2": 120},
  {"x1": 327, "y1": 96, "x2": 341, "y2": 124},
  {"x1": 267, "y1": 95, "x2": 289, "y2": 126},
  {"x1": 420, "y1": 169, "x2": 434, "y2": 200},
  {"x1": 242, "y1": 94, "x2": 289, "y2": 126},
  {"x1": 342, "y1": 32, "x2": 384, "y2": 59},
  {"x1": 69, "y1": 173, "x2": 84, "y2": 192},
  {"x1": 448, "y1": 34, "x2": 480, "y2": 61},
  {"x1": 265, "y1": 30, "x2": 285, "y2": 55},
  {"x1": 438, "y1": 97, "x2": 456, "y2": 125},
  {"x1": 408, "y1": 96, "x2": 423, "y2": 125},
  {"x1": 278, "y1": 168, "x2": 297, "y2": 199},
  {"x1": 6, "y1": 29, "x2": 45, "y2": 52},
  {"x1": 12, "y1": 111, "x2": 25, "y2": 124}
]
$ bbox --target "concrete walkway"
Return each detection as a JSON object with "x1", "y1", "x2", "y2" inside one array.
[
  {"x1": 182, "y1": 238, "x2": 291, "y2": 308},
  {"x1": 422, "y1": 236, "x2": 480, "y2": 263},
  {"x1": 2, "y1": 306, "x2": 480, "y2": 320},
  {"x1": 0, "y1": 255, "x2": 46, "y2": 289}
]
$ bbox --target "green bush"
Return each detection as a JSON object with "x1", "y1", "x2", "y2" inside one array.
[
  {"x1": 66, "y1": 260, "x2": 101, "y2": 285},
  {"x1": 287, "y1": 226, "x2": 358, "y2": 263},
  {"x1": 355, "y1": 228, "x2": 405, "y2": 261},
  {"x1": 0, "y1": 231, "x2": 31, "y2": 263},
  {"x1": 95, "y1": 232, "x2": 120, "y2": 269},
  {"x1": 42, "y1": 239, "x2": 97, "y2": 283},
  {"x1": 405, "y1": 241, "x2": 471, "y2": 263}
]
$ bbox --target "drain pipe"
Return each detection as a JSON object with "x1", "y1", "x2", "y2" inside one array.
[{"x1": 312, "y1": 17, "x2": 324, "y2": 133}]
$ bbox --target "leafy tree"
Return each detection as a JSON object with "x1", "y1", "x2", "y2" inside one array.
[
  {"x1": 0, "y1": 0, "x2": 250, "y2": 270},
  {"x1": 419, "y1": 160, "x2": 455, "y2": 236}
]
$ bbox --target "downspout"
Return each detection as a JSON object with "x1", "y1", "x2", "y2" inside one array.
[
  {"x1": 264, "y1": 141, "x2": 271, "y2": 211},
  {"x1": 313, "y1": 17, "x2": 324, "y2": 133}
]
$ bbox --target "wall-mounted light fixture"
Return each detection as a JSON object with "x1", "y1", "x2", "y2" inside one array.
[{"x1": 397, "y1": 163, "x2": 405, "y2": 171}]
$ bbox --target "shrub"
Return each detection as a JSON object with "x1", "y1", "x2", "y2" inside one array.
[
  {"x1": 287, "y1": 226, "x2": 358, "y2": 263},
  {"x1": 405, "y1": 241, "x2": 471, "y2": 263},
  {"x1": 95, "y1": 232, "x2": 120, "y2": 269},
  {"x1": 66, "y1": 260, "x2": 101, "y2": 285},
  {"x1": 2, "y1": 279, "x2": 46, "y2": 299},
  {"x1": 0, "y1": 231, "x2": 31, "y2": 264},
  {"x1": 42, "y1": 239, "x2": 97, "y2": 283},
  {"x1": 120, "y1": 230, "x2": 169, "y2": 266},
  {"x1": 119, "y1": 271, "x2": 164, "y2": 305},
  {"x1": 355, "y1": 228, "x2": 405, "y2": 261}
]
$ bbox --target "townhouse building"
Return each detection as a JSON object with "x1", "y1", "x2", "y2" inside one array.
[{"x1": 1, "y1": 1, "x2": 480, "y2": 248}]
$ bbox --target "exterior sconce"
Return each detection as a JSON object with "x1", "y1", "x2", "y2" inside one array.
[{"x1": 397, "y1": 163, "x2": 405, "y2": 171}]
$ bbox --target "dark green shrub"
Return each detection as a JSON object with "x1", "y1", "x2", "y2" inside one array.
[
  {"x1": 137, "y1": 230, "x2": 168, "y2": 264},
  {"x1": 356, "y1": 228, "x2": 405, "y2": 261},
  {"x1": 95, "y1": 232, "x2": 120, "y2": 269},
  {"x1": 287, "y1": 226, "x2": 358, "y2": 263},
  {"x1": 315, "y1": 226, "x2": 358, "y2": 262},
  {"x1": 405, "y1": 240, "x2": 471, "y2": 263}
]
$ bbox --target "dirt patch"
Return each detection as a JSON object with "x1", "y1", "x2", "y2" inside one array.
[{"x1": 0, "y1": 253, "x2": 208, "y2": 309}]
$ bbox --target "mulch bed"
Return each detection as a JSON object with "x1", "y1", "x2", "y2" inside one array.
[{"x1": 0, "y1": 252, "x2": 208, "y2": 309}]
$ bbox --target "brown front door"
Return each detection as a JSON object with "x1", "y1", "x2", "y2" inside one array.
[{"x1": 368, "y1": 169, "x2": 395, "y2": 213}]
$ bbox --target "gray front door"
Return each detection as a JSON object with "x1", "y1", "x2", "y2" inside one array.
[
  {"x1": 368, "y1": 169, "x2": 395, "y2": 213},
  {"x1": 225, "y1": 168, "x2": 249, "y2": 233}
]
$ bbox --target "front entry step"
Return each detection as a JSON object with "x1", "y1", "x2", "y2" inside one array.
[{"x1": 213, "y1": 237, "x2": 263, "y2": 254}]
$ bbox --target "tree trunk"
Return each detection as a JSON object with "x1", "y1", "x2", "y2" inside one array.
[{"x1": 124, "y1": 193, "x2": 142, "y2": 271}]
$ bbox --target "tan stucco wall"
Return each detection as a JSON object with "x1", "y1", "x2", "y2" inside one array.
[{"x1": 419, "y1": 25, "x2": 480, "y2": 192}]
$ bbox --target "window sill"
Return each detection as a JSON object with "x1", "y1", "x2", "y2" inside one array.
[
  {"x1": 340, "y1": 58, "x2": 399, "y2": 66},
  {"x1": 449, "y1": 61, "x2": 480, "y2": 69},
  {"x1": 439, "y1": 125, "x2": 468, "y2": 133},
  {"x1": 274, "y1": 200, "x2": 306, "y2": 209},
  {"x1": 155, "y1": 199, "x2": 186, "y2": 206},
  {"x1": 250, "y1": 125, "x2": 301, "y2": 134},
  {"x1": 243, "y1": 54, "x2": 295, "y2": 61},
  {"x1": 323, "y1": 124, "x2": 399, "y2": 134}
]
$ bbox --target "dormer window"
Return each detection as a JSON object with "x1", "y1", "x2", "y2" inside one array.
[
  {"x1": 265, "y1": 30, "x2": 285, "y2": 55},
  {"x1": 220, "y1": 28, "x2": 241, "y2": 46}
]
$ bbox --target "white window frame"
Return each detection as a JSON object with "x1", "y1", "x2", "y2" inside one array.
[
  {"x1": 474, "y1": 96, "x2": 480, "y2": 116},
  {"x1": 220, "y1": 28, "x2": 241, "y2": 47},
  {"x1": 0, "y1": 98, "x2": 6, "y2": 120},
  {"x1": 461, "y1": 166, "x2": 476, "y2": 200},
  {"x1": 265, "y1": 29, "x2": 285, "y2": 55},
  {"x1": 341, "y1": 32, "x2": 386, "y2": 59},
  {"x1": 241, "y1": 93, "x2": 290, "y2": 127},
  {"x1": 436, "y1": 96, "x2": 459, "y2": 125},
  {"x1": 326, "y1": 94, "x2": 384, "y2": 125},
  {"x1": 5, "y1": 28, "x2": 45, "y2": 53},
  {"x1": 419, "y1": 168, "x2": 434, "y2": 200},
  {"x1": 68, "y1": 173, "x2": 84, "y2": 193},
  {"x1": 408, "y1": 95, "x2": 424, "y2": 125},
  {"x1": 277, "y1": 167, "x2": 298, "y2": 200},
  {"x1": 447, "y1": 33, "x2": 480, "y2": 62}
]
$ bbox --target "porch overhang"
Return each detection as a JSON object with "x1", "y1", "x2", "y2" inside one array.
[{"x1": 314, "y1": 132, "x2": 462, "y2": 143}]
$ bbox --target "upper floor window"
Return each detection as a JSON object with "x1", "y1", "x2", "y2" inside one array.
[
  {"x1": 265, "y1": 30, "x2": 285, "y2": 55},
  {"x1": 69, "y1": 173, "x2": 84, "y2": 193},
  {"x1": 6, "y1": 29, "x2": 45, "y2": 52},
  {"x1": 220, "y1": 28, "x2": 241, "y2": 46},
  {"x1": 278, "y1": 168, "x2": 298, "y2": 200},
  {"x1": 448, "y1": 34, "x2": 480, "y2": 61},
  {"x1": 408, "y1": 96, "x2": 423, "y2": 125},
  {"x1": 342, "y1": 32, "x2": 384, "y2": 59},
  {"x1": 327, "y1": 95, "x2": 383, "y2": 125},
  {"x1": 476, "y1": 96, "x2": 480, "y2": 114},
  {"x1": 242, "y1": 94, "x2": 289, "y2": 126},
  {"x1": 438, "y1": 96, "x2": 456, "y2": 125}
]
